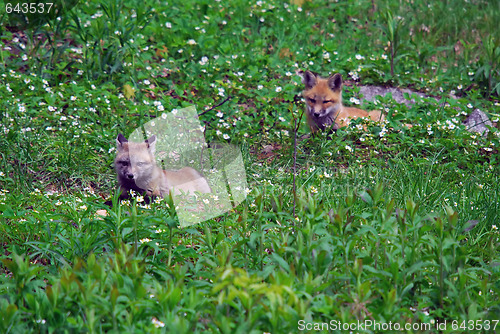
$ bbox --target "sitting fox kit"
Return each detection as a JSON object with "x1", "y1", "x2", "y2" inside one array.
[
  {"x1": 298, "y1": 70, "x2": 383, "y2": 133},
  {"x1": 114, "y1": 133, "x2": 211, "y2": 200}
]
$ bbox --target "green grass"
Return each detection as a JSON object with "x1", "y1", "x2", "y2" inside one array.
[{"x1": 1, "y1": 0, "x2": 499, "y2": 332}]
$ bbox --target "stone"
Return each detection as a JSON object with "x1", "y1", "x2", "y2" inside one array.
[
  {"x1": 357, "y1": 85, "x2": 494, "y2": 135},
  {"x1": 463, "y1": 109, "x2": 493, "y2": 135},
  {"x1": 358, "y1": 85, "x2": 427, "y2": 106}
]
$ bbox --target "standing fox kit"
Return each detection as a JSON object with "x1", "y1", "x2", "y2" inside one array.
[
  {"x1": 114, "y1": 133, "x2": 211, "y2": 200},
  {"x1": 298, "y1": 70, "x2": 384, "y2": 133}
]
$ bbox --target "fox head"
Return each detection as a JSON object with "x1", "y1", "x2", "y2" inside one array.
[
  {"x1": 115, "y1": 133, "x2": 157, "y2": 190},
  {"x1": 298, "y1": 70, "x2": 343, "y2": 119}
]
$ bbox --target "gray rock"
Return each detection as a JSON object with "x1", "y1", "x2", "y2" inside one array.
[
  {"x1": 357, "y1": 85, "x2": 493, "y2": 135},
  {"x1": 463, "y1": 109, "x2": 493, "y2": 135},
  {"x1": 358, "y1": 85, "x2": 427, "y2": 106}
]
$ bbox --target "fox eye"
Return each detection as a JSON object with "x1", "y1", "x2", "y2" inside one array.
[
  {"x1": 308, "y1": 98, "x2": 316, "y2": 103},
  {"x1": 119, "y1": 161, "x2": 129, "y2": 166},
  {"x1": 323, "y1": 100, "x2": 332, "y2": 104}
]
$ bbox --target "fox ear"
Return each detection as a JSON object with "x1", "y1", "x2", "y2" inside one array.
[
  {"x1": 145, "y1": 135, "x2": 156, "y2": 144},
  {"x1": 297, "y1": 70, "x2": 317, "y2": 89},
  {"x1": 328, "y1": 73, "x2": 343, "y2": 92},
  {"x1": 116, "y1": 133, "x2": 128, "y2": 150},
  {"x1": 145, "y1": 135, "x2": 157, "y2": 154}
]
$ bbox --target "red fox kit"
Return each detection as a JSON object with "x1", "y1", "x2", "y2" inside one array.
[
  {"x1": 114, "y1": 133, "x2": 211, "y2": 201},
  {"x1": 297, "y1": 70, "x2": 384, "y2": 133}
]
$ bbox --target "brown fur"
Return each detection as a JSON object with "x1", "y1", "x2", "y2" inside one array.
[
  {"x1": 114, "y1": 133, "x2": 211, "y2": 201},
  {"x1": 297, "y1": 70, "x2": 384, "y2": 133}
]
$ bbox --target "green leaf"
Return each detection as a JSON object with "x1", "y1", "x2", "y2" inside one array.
[{"x1": 271, "y1": 253, "x2": 290, "y2": 273}]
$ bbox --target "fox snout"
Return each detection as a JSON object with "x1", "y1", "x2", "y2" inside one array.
[
  {"x1": 123, "y1": 165, "x2": 145, "y2": 180},
  {"x1": 309, "y1": 107, "x2": 326, "y2": 118}
]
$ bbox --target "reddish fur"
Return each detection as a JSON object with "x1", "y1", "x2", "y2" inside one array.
[{"x1": 298, "y1": 70, "x2": 384, "y2": 133}]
